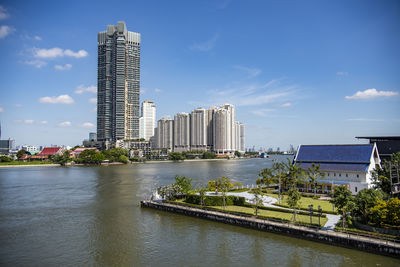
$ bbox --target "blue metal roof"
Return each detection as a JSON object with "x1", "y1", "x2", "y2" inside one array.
[
  {"x1": 295, "y1": 144, "x2": 374, "y2": 163},
  {"x1": 299, "y1": 162, "x2": 369, "y2": 172}
]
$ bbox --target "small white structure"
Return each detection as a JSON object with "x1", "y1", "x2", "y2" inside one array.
[{"x1": 294, "y1": 144, "x2": 381, "y2": 195}]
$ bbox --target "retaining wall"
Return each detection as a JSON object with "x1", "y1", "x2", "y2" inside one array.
[{"x1": 141, "y1": 200, "x2": 400, "y2": 258}]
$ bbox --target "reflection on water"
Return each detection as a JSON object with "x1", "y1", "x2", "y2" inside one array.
[{"x1": 0, "y1": 157, "x2": 399, "y2": 266}]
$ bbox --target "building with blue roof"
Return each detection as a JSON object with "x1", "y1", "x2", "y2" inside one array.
[{"x1": 294, "y1": 144, "x2": 381, "y2": 194}]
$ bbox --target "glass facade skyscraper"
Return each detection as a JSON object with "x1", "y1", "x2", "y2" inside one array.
[{"x1": 97, "y1": 21, "x2": 141, "y2": 142}]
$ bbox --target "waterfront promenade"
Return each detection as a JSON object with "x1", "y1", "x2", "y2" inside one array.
[{"x1": 141, "y1": 200, "x2": 400, "y2": 258}]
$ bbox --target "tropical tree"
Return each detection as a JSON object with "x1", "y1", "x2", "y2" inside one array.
[
  {"x1": 168, "y1": 152, "x2": 184, "y2": 161},
  {"x1": 252, "y1": 185, "x2": 263, "y2": 216},
  {"x1": 330, "y1": 186, "x2": 355, "y2": 229},
  {"x1": 173, "y1": 175, "x2": 193, "y2": 195},
  {"x1": 354, "y1": 188, "x2": 384, "y2": 223},
  {"x1": 217, "y1": 176, "x2": 231, "y2": 210},
  {"x1": 17, "y1": 149, "x2": 28, "y2": 159},
  {"x1": 197, "y1": 184, "x2": 208, "y2": 206},
  {"x1": 259, "y1": 162, "x2": 286, "y2": 204},
  {"x1": 371, "y1": 152, "x2": 400, "y2": 196},
  {"x1": 307, "y1": 163, "x2": 325, "y2": 197},
  {"x1": 369, "y1": 198, "x2": 400, "y2": 227},
  {"x1": 283, "y1": 159, "x2": 305, "y2": 189},
  {"x1": 287, "y1": 187, "x2": 301, "y2": 222}
]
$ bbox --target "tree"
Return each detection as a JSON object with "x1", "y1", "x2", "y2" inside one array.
[
  {"x1": 287, "y1": 187, "x2": 301, "y2": 222},
  {"x1": 283, "y1": 159, "x2": 305, "y2": 189},
  {"x1": 197, "y1": 184, "x2": 208, "y2": 206},
  {"x1": 119, "y1": 155, "x2": 129, "y2": 164},
  {"x1": 17, "y1": 149, "x2": 28, "y2": 159},
  {"x1": 371, "y1": 152, "x2": 400, "y2": 196},
  {"x1": 330, "y1": 186, "x2": 355, "y2": 229},
  {"x1": 259, "y1": 162, "x2": 287, "y2": 204},
  {"x1": 354, "y1": 188, "x2": 384, "y2": 223},
  {"x1": 52, "y1": 150, "x2": 71, "y2": 165},
  {"x1": 234, "y1": 151, "x2": 242, "y2": 158},
  {"x1": 252, "y1": 185, "x2": 263, "y2": 216},
  {"x1": 173, "y1": 175, "x2": 193, "y2": 195},
  {"x1": 0, "y1": 156, "x2": 12, "y2": 162},
  {"x1": 202, "y1": 152, "x2": 216, "y2": 159},
  {"x1": 217, "y1": 176, "x2": 231, "y2": 210},
  {"x1": 369, "y1": 198, "x2": 400, "y2": 227},
  {"x1": 168, "y1": 152, "x2": 184, "y2": 161},
  {"x1": 307, "y1": 163, "x2": 325, "y2": 198}
]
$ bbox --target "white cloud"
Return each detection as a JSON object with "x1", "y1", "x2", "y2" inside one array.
[
  {"x1": 89, "y1": 97, "x2": 97, "y2": 103},
  {"x1": 190, "y1": 33, "x2": 219, "y2": 51},
  {"x1": 200, "y1": 80, "x2": 294, "y2": 107},
  {"x1": 0, "y1": 25, "x2": 15, "y2": 39},
  {"x1": 140, "y1": 87, "x2": 147, "y2": 94},
  {"x1": 34, "y1": 35, "x2": 42, "y2": 41},
  {"x1": 24, "y1": 60, "x2": 47, "y2": 68},
  {"x1": 75, "y1": 84, "x2": 97, "y2": 94},
  {"x1": 58, "y1": 121, "x2": 72, "y2": 127},
  {"x1": 33, "y1": 47, "x2": 88, "y2": 59},
  {"x1": 15, "y1": 119, "x2": 34, "y2": 124},
  {"x1": 281, "y1": 102, "x2": 292, "y2": 107},
  {"x1": 345, "y1": 88, "x2": 398, "y2": 100},
  {"x1": 0, "y1": 6, "x2": 9, "y2": 20},
  {"x1": 81, "y1": 122, "x2": 95, "y2": 128},
  {"x1": 233, "y1": 65, "x2": 261, "y2": 78},
  {"x1": 346, "y1": 118, "x2": 383, "y2": 122},
  {"x1": 0, "y1": 105, "x2": 3, "y2": 112},
  {"x1": 154, "y1": 88, "x2": 162, "y2": 93},
  {"x1": 39, "y1": 94, "x2": 75, "y2": 104},
  {"x1": 64, "y1": 49, "x2": 88, "y2": 58},
  {"x1": 54, "y1": 63, "x2": 72, "y2": 71},
  {"x1": 37, "y1": 120, "x2": 48, "y2": 125},
  {"x1": 250, "y1": 108, "x2": 276, "y2": 117},
  {"x1": 336, "y1": 71, "x2": 348, "y2": 76}
]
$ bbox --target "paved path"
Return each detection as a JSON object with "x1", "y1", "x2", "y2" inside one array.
[{"x1": 206, "y1": 191, "x2": 340, "y2": 231}]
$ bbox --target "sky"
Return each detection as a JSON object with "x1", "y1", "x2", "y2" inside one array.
[{"x1": 0, "y1": 0, "x2": 399, "y2": 150}]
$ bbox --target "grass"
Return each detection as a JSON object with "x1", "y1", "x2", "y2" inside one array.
[
  {"x1": 171, "y1": 199, "x2": 328, "y2": 226},
  {"x1": 0, "y1": 161, "x2": 56, "y2": 166},
  {"x1": 334, "y1": 222, "x2": 400, "y2": 240},
  {"x1": 265, "y1": 193, "x2": 336, "y2": 214},
  {"x1": 212, "y1": 205, "x2": 328, "y2": 226}
]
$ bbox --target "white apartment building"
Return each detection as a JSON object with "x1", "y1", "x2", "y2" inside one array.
[
  {"x1": 139, "y1": 101, "x2": 156, "y2": 140},
  {"x1": 213, "y1": 107, "x2": 233, "y2": 155},
  {"x1": 156, "y1": 117, "x2": 174, "y2": 151},
  {"x1": 174, "y1": 112, "x2": 190, "y2": 152},
  {"x1": 190, "y1": 108, "x2": 207, "y2": 151}
]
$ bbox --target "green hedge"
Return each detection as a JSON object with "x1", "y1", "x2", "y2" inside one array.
[
  {"x1": 274, "y1": 203, "x2": 338, "y2": 215},
  {"x1": 185, "y1": 194, "x2": 245, "y2": 206}
]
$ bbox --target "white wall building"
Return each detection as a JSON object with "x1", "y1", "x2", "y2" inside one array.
[
  {"x1": 190, "y1": 108, "x2": 207, "y2": 151},
  {"x1": 156, "y1": 117, "x2": 174, "y2": 151},
  {"x1": 139, "y1": 101, "x2": 156, "y2": 140},
  {"x1": 174, "y1": 112, "x2": 190, "y2": 152},
  {"x1": 213, "y1": 107, "x2": 233, "y2": 155},
  {"x1": 294, "y1": 144, "x2": 381, "y2": 195}
]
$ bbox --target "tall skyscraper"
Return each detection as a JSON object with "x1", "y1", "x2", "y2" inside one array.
[
  {"x1": 213, "y1": 107, "x2": 232, "y2": 154},
  {"x1": 97, "y1": 21, "x2": 141, "y2": 142},
  {"x1": 174, "y1": 112, "x2": 190, "y2": 152},
  {"x1": 190, "y1": 108, "x2": 207, "y2": 151},
  {"x1": 206, "y1": 106, "x2": 216, "y2": 150},
  {"x1": 139, "y1": 101, "x2": 156, "y2": 140}
]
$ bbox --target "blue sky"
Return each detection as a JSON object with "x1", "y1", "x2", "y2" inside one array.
[{"x1": 0, "y1": 0, "x2": 399, "y2": 150}]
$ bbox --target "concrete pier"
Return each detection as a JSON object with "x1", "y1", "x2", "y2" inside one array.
[{"x1": 141, "y1": 200, "x2": 400, "y2": 258}]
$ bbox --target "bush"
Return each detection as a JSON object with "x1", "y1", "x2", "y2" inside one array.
[
  {"x1": 0, "y1": 156, "x2": 12, "y2": 162},
  {"x1": 185, "y1": 195, "x2": 245, "y2": 206}
]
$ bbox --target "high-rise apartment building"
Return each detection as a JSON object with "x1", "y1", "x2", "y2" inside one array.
[
  {"x1": 213, "y1": 107, "x2": 232, "y2": 154},
  {"x1": 190, "y1": 108, "x2": 207, "y2": 151},
  {"x1": 97, "y1": 21, "x2": 141, "y2": 142},
  {"x1": 174, "y1": 112, "x2": 190, "y2": 152},
  {"x1": 156, "y1": 117, "x2": 174, "y2": 151},
  {"x1": 139, "y1": 101, "x2": 156, "y2": 140},
  {"x1": 206, "y1": 106, "x2": 216, "y2": 150}
]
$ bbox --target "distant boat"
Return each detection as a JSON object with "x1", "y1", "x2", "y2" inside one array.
[
  {"x1": 259, "y1": 152, "x2": 270, "y2": 158},
  {"x1": 283, "y1": 151, "x2": 294, "y2": 155}
]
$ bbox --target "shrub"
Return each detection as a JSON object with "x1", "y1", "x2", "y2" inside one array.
[{"x1": 185, "y1": 195, "x2": 245, "y2": 206}]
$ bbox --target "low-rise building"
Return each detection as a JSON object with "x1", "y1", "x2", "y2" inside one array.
[
  {"x1": 70, "y1": 147, "x2": 99, "y2": 159},
  {"x1": 294, "y1": 144, "x2": 381, "y2": 194}
]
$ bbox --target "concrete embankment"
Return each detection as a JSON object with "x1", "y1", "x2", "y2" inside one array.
[{"x1": 141, "y1": 200, "x2": 400, "y2": 258}]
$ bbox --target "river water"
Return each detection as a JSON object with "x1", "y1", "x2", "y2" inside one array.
[{"x1": 0, "y1": 156, "x2": 398, "y2": 266}]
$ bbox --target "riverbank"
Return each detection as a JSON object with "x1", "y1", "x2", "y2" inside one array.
[
  {"x1": 0, "y1": 163, "x2": 61, "y2": 168},
  {"x1": 131, "y1": 158, "x2": 236, "y2": 164},
  {"x1": 141, "y1": 200, "x2": 400, "y2": 258}
]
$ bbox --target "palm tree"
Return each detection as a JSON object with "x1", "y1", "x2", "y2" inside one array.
[
  {"x1": 307, "y1": 163, "x2": 325, "y2": 197},
  {"x1": 283, "y1": 158, "x2": 305, "y2": 190}
]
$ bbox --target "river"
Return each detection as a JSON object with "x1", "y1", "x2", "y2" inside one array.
[{"x1": 0, "y1": 156, "x2": 398, "y2": 266}]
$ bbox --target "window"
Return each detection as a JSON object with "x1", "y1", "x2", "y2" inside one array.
[
  {"x1": 346, "y1": 174, "x2": 348, "y2": 177},
  {"x1": 356, "y1": 174, "x2": 359, "y2": 178},
  {"x1": 334, "y1": 173, "x2": 336, "y2": 177},
  {"x1": 339, "y1": 174, "x2": 341, "y2": 177},
  {"x1": 327, "y1": 173, "x2": 330, "y2": 177},
  {"x1": 355, "y1": 187, "x2": 358, "y2": 192}
]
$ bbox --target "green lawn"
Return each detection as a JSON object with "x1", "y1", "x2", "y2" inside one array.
[
  {"x1": 265, "y1": 193, "x2": 336, "y2": 213},
  {"x1": 212, "y1": 205, "x2": 328, "y2": 226},
  {"x1": 0, "y1": 161, "x2": 55, "y2": 166}
]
